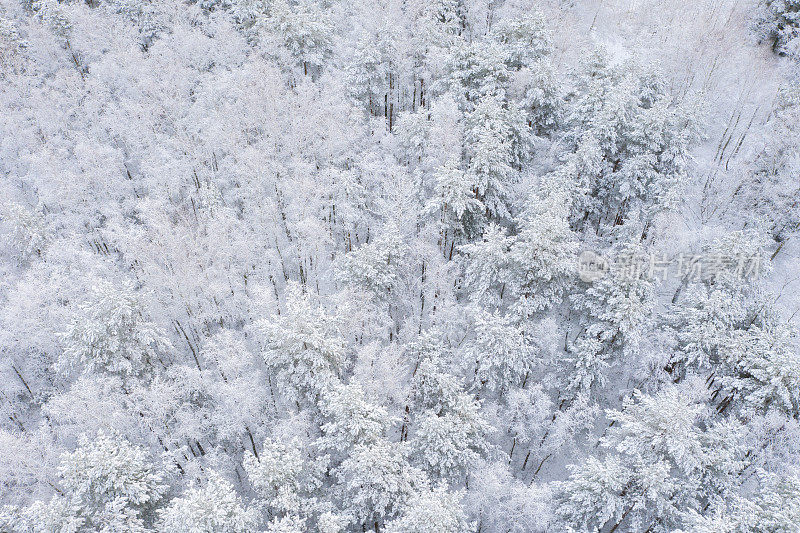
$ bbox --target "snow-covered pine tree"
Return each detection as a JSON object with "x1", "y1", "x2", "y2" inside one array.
[
  {"x1": 462, "y1": 97, "x2": 531, "y2": 221},
  {"x1": 568, "y1": 240, "x2": 656, "y2": 395},
  {"x1": 58, "y1": 279, "x2": 171, "y2": 380},
  {"x1": 756, "y1": 0, "x2": 800, "y2": 58},
  {"x1": 159, "y1": 472, "x2": 259, "y2": 533},
  {"x1": 557, "y1": 49, "x2": 699, "y2": 233},
  {"x1": 257, "y1": 282, "x2": 347, "y2": 404},
  {"x1": 556, "y1": 385, "x2": 745, "y2": 532}
]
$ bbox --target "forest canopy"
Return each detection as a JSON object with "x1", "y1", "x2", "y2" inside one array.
[{"x1": 1, "y1": 0, "x2": 800, "y2": 531}]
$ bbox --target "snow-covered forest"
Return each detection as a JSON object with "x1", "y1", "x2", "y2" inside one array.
[{"x1": 1, "y1": 0, "x2": 800, "y2": 530}]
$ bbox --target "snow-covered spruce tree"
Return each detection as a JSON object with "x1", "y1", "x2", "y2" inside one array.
[
  {"x1": 406, "y1": 0, "x2": 464, "y2": 92},
  {"x1": 504, "y1": 188, "x2": 578, "y2": 318},
  {"x1": 459, "y1": 195, "x2": 578, "y2": 319},
  {"x1": 227, "y1": 0, "x2": 269, "y2": 30},
  {"x1": 59, "y1": 432, "x2": 167, "y2": 528},
  {"x1": 439, "y1": 39, "x2": 511, "y2": 105},
  {"x1": 459, "y1": 223, "x2": 515, "y2": 309},
  {"x1": 318, "y1": 381, "x2": 393, "y2": 450},
  {"x1": 335, "y1": 439, "x2": 427, "y2": 531},
  {"x1": 26, "y1": 0, "x2": 71, "y2": 40},
  {"x1": 99, "y1": 0, "x2": 166, "y2": 51},
  {"x1": 489, "y1": 11, "x2": 550, "y2": 71},
  {"x1": 243, "y1": 436, "x2": 328, "y2": 528},
  {"x1": 489, "y1": 9, "x2": 561, "y2": 134},
  {"x1": 0, "y1": 14, "x2": 26, "y2": 73},
  {"x1": 716, "y1": 315, "x2": 800, "y2": 417},
  {"x1": 337, "y1": 223, "x2": 409, "y2": 302},
  {"x1": 0, "y1": 496, "x2": 85, "y2": 533}
]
